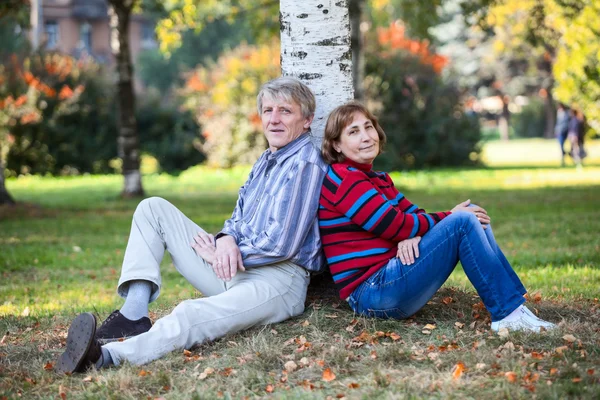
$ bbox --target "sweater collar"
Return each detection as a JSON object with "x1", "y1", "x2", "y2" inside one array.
[{"x1": 340, "y1": 157, "x2": 373, "y2": 172}]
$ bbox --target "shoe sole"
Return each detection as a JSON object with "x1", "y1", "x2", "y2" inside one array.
[{"x1": 56, "y1": 313, "x2": 97, "y2": 374}]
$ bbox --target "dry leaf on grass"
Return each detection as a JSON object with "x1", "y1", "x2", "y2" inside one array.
[
  {"x1": 347, "y1": 382, "x2": 360, "y2": 389},
  {"x1": 43, "y1": 362, "x2": 54, "y2": 371},
  {"x1": 423, "y1": 324, "x2": 436, "y2": 330},
  {"x1": 442, "y1": 296, "x2": 453, "y2": 305},
  {"x1": 284, "y1": 361, "x2": 297, "y2": 372},
  {"x1": 505, "y1": 371, "x2": 518, "y2": 383},
  {"x1": 183, "y1": 349, "x2": 192, "y2": 357},
  {"x1": 454, "y1": 322, "x2": 464, "y2": 329},
  {"x1": 265, "y1": 384, "x2": 274, "y2": 393},
  {"x1": 562, "y1": 334, "x2": 577, "y2": 343},
  {"x1": 322, "y1": 368, "x2": 336, "y2": 382},
  {"x1": 497, "y1": 328, "x2": 509, "y2": 338},
  {"x1": 451, "y1": 362, "x2": 466, "y2": 380}
]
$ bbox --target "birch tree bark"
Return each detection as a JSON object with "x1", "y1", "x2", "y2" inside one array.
[
  {"x1": 109, "y1": 0, "x2": 144, "y2": 198},
  {"x1": 280, "y1": 0, "x2": 354, "y2": 144}
]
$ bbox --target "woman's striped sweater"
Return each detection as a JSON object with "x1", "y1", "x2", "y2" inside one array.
[{"x1": 318, "y1": 159, "x2": 451, "y2": 300}]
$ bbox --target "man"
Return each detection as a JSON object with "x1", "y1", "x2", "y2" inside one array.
[{"x1": 56, "y1": 77, "x2": 327, "y2": 373}]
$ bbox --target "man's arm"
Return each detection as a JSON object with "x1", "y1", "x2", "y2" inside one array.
[{"x1": 237, "y1": 160, "x2": 324, "y2": 267}]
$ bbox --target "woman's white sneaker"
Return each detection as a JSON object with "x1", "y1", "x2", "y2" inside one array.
[{"x1": 491, "y1": 306, "x2": 556, "y2": 332}]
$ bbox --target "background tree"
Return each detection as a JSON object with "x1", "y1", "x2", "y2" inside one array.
[
  {"x1": 280, "y1": 0, "x2": 354, "y2": 142},
  {"x1": 108, "y1": 0, "x2": 144, "y2": 198}
]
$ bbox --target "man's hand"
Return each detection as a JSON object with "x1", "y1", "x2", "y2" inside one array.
[
  {"x1": 214, "y1": 235, "x2": 245, "y2": 281},
  {"x1": 191, "y1": 232, "x2": 216, "y2": 264},
  {"x1": 451, "y1": 199, "x2": 491, "y2": 229},
  {"x1": 397, "y1": 236, "x2": 421, "y2": 265}
]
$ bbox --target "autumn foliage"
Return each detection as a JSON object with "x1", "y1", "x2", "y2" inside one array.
[
  {"x1": 181, "y1": 40, "x2": 280, "y2": 167},
  {"x1": 377, "y1": 21, "x2": 448, "y2": 74}
]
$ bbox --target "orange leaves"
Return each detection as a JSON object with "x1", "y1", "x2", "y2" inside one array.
[
  {"x1": 451, "y1": 362, "x2": 466, "y2": 380},
  {"x1": 505, "y1": 371, "x2": 518, "y2": 383},
  {"x1": 322, "y1": 368, "x2": 336, "y2": 382},
  {"x1": 43, "y1": 362, "x2": 54, "y2": 371},
  {"x1": 377, "y1": 21, "x2": 449, "y2": 73}
]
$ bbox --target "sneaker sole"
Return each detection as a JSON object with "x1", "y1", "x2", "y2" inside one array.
[{"x1": 56, "y1": 313, "x2": 97, "y2": 374}]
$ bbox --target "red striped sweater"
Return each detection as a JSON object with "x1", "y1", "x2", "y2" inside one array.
[{"x1": 318, "y1": 159, "x2": 451, "y2": 299}]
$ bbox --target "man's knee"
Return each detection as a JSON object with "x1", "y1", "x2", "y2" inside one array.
[{"x1": 134, "y1": 197, "x2": 172, "y2": 219}]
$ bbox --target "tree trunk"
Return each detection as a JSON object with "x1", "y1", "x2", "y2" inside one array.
[
  {"x1": 280, "y1": 0, "x2": 354, "y2": 144},
  {"x1": 543, "y1": 86, "x2": 556, "y2": 139},
  {"x1": 349, "y1": 0, "x2": 364, "y2": 101},
  {"x1": 109, "y1": 0, "x2": 144, "y2": 198},
  {"x1": 0, "y1": 165, "x2": 15, "y2": 206},
  {"x1": 498, "y1": 94, "x2": 510, "y2": 141}
]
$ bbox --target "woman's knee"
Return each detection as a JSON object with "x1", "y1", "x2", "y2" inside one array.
[{"x1": 448, "y1": 209, "x2": 479, "y2": 229}]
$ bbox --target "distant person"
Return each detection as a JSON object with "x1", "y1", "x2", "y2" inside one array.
[
  {"x1": 567, "y1": 108, "x2": 584, "y2": 166},
  {"x1": 56, "y1": 77, "x2": 327, "y2": 373},
  {"x1": 555, "y1": 103, "x2": 569, "y2": 166},
  {"x1": 318, "y1": 101, "x2": 556, "y2": 333}
]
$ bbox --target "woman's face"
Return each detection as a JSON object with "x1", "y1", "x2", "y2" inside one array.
[{"x1": 333, "y1": 111, "x2": 380, "y2": 164}]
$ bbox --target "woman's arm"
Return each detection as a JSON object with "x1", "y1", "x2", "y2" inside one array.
[{"x1": 325, "y1": 170, "x2": 450, "y2": 242}]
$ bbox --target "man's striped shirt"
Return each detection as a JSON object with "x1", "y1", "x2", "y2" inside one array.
[
  {"x1": 319, "y1": 159, "x2": 451, "y2": 299},
  {"x1": 220, "y1": 133, "x2": 327, "y2": 272}
]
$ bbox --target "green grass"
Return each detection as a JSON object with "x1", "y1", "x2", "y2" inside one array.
[{"x1": 1, "y1": 139, "x2": 600, "y2": 399}]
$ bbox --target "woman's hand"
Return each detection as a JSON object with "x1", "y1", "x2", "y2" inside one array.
[
  {"x1": 191, "y1": 232, "x2": 217, "y2": 265},
  {"x1": 397, "y1": 236, "x2": 421, "y2": 265},
  {"x1": 451, "y1": 199, "x2": 491, "y2": 228}
]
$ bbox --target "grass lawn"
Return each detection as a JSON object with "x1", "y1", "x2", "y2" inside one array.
[{"x1": 1, "y1": 139, "x2": 599, "y2": 399}]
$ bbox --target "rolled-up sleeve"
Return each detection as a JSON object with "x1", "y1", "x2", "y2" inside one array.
[{"x1": 238, "y1": 160, "x2": 323, "y2": 267}]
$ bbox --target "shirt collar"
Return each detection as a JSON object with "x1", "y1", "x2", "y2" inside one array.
[
  {"x1": 340, "y1": 157, "x2": 373, "y2": 172},
  {"x1": 266, "y1": 131, "x2": 312, "y2": 163}
]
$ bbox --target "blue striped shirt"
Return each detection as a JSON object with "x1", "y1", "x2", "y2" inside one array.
[{"x1": 219, "y1": 133, "x2": 327, "y2": 272}]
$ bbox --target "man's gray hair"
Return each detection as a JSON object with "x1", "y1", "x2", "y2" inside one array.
[{"x1": 257, "y1": 77, "x2": 316, "y2": 119}]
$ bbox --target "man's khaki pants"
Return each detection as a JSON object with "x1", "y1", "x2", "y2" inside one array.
[{"x1": 103, "y1": 197, "x2": 310, "y2": 366}]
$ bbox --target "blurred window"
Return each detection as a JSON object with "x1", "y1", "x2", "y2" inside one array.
[
  {"x1": 141, "y1": 22, "x2": 157, "y2": 49},
  {"x1": 80, "y1": 22, "x2": 92, "y2": 51},
  {"x1": 44, "y1": 21, "x2": 59, "y2": 49}
]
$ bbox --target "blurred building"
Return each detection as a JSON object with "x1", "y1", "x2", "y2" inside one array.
[{"x1": 29, "y1": 0, "x2": 156, "y2": 65}]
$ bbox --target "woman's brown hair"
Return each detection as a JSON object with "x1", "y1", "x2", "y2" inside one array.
[{"x1": 321, "y1": 101, "x2": 386, "y2": 164}]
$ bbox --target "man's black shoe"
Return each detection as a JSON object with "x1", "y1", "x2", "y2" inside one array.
[
  {"x1": 95, "y1": 310, "x2": 152, "y2": 344},
  {"x1": 56, "y1": 312, "x2": 102, "y2": 374}
]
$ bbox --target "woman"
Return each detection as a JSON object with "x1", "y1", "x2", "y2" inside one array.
[{"x1": 318, "y1": 101, "x2": 555, "y2": 332}]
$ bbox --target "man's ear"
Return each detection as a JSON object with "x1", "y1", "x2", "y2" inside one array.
[{"x1": 303, "y1": 114, "x2": 314, "y2": 130}]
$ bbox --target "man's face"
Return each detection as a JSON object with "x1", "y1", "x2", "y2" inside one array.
[{"x1": 261, "y1": 96, "x2": 313, "y2": 152}]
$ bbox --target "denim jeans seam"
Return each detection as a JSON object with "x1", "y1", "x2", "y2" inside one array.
[{"x1": 460, "y1": 226, "x2": 505, "y2": 319}]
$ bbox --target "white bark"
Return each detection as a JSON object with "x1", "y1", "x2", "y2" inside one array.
[{"x1": 280, "y1": 0, "x2": 354, "y2": 144}]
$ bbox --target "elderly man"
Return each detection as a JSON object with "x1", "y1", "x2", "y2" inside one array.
[{"x1": 57, "y1": 77, "x2": 327, "y2": 373}]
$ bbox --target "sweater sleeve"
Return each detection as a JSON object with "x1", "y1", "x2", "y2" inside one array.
[{"x1": 332, "y1": 170, "x2": 449, "y2": 242}]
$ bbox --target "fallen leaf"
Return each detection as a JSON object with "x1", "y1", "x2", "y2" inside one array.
[
  {"x1": 301, "y1": 320, "x2": 310, "y2": 327},
  {"x1": 476, "y1": 363, "x2": 487, "y2": 370},
  {"x1": 389, "y1": 332, "x2": 401, "y2": 341},
  {"x1": 183, "y1": 349, "x2": 192, "y2": 357},
  {"x1": 550, "y1": 368, "x2": 558, "y2": 375},
  {"x1": 452, "y1": 362, "x2": 465, "y2": 380},
  {"x1": 505, "y1": 371, "x2": 518, "y2": 383},
  {"x1": 198, "y1": 372, "x2": 208, "y2": 380},
  {"x1": 322, "y1": 368, "x2": 336, "y2": 382},
  {"x1": 572, "y1": 377, "x2": 582, "y2": 383},
  {"x1": 0, "y1": 333, "x2": 8, "y2": 344},
  {"x1": 454, "y1": 322, "x2": 464, "y2": 329},
  {"x1": 442, "y1": 296, "x2": 453, "y2": 305},
  {"x1": 497, "y1": 328, "x2": 509, "y2": 338},
  {"x1": 325, "y1": 314, "x2": 339, "y2": 318},
  {"x1": 82, "y1": 375, "x2": 93, "y2": 382},
  {"x1": 587, "y1": 369, "x2": 595, "y2": 375},
  {"x1": 43, "y1": 362, "x2": 54, "y2": 371},
  {"x1": 299, "y1": 357, "x2": 310, "y2": 366},
  {"x1": 562, "y1": 334, "x2": 577, "y2": 343},
  {"x1": 265, "y1": 384, "x2": 274, "y2": 393},
  {"x1": 347, "y1": 382, "x2": 360, "y2": 389},
  {"x1": 270, "y1": 329, "x2": 278, "y2": 335},
  {"x1": 423, "y1": 324, "x2": 436, "y2": 330},
  {"x1": 204, "y1": 367, "x2": 215, "y2": 375},
  {"x1": 554, "y1": 346, "x2": 569, "y2": 354},
  {"x1": 139, "y1": 369, "x2": 150, "y2": 377},
  {"x1": 421, "y1": 329, "x2": 431, "y2": 335},
  {"x1": 58, "y1": 384, "x2": 67, "y2": 400},
  {"x1": 284, "y1": 361, "x2": 297, "y2": 372}
]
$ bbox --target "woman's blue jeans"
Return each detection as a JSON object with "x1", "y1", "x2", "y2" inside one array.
[{"x1": 347, "y1": 211, "x2": 527, "y2": 322}]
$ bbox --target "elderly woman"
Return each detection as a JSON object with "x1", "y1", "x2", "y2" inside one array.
[{"x1": 318, "y1": 101, "x2": 555, "y2": 332}]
